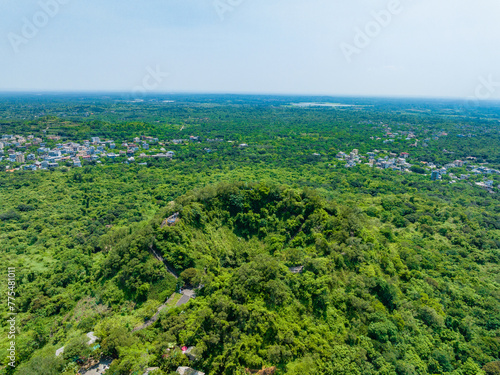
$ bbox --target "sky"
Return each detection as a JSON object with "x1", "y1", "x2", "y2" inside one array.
[{"x1": 1, "y1": 0, "x2": 500, "y2": 99}]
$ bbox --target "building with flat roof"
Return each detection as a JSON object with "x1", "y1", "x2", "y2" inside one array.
[{"x1": 15, "y1": 153, "x2": 25, "y2": 163}]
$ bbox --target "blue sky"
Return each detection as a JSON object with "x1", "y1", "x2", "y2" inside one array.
[{"x1": 1, "y1": 0, "x2": 500, "y2": 98}]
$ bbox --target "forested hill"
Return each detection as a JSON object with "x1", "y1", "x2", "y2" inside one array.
[
  {"x1": 1, "y1": 96, "x2": 500, "y2": 375},
  {"x1": 7, "y1": 180, "x2": 500, "y2": 375},
  {"x1": 104, "y1": 183, "x2": 500, "y2": 375}
]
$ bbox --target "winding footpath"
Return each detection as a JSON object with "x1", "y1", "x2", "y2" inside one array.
[
  {"x1": 132, "y1": 245, "x2": 196, "y2": 332},
  {"x1": 132, "y1": 292, "x2": 177, "y2": 332}
]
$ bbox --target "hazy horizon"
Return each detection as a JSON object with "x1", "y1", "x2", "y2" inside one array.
[
  {"x1": 2, "y1": 91, "x2": 500, "y2": 104},
  {"x1": 2, "y1": 0, "x2": 500, "y2": 100}
]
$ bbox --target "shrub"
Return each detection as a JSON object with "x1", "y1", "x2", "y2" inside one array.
[
  {"x1": 368, "y1": 321, "x2": 397, "y2": 343},
  {"x1": 410, "y1": 166, "x2": 426, "y2": 174},
  {"x1": 0, "y1": 210, "x2": 20, "y2": 221},
  {"x1": 484, "y1": 362, "x2": 500, "y2": 375},
  {"x1": 63, "y1": 335, "x2": 91, "y2": 362},
  {"x1": 180, "y1": 268, "x2": 199, "y2": 287},
  {"x1": 17, "y1": 204, "x2": 35, "y2": 212}
]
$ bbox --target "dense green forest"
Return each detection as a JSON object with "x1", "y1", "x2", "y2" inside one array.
[{"x1": 1, "y1": 95, "x2": 499, "y2": 375}]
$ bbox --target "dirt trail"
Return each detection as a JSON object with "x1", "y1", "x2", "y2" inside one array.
[
  {"x1": 148, "y1": 245, "x2": 179, "y2": 279},
  {"x1": 134, "y1": 246, "x2": 196, "y2": 333}
]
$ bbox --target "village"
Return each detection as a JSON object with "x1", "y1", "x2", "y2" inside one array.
[
  {"x1": 0, "y1": 134, "x2": 178, "y2": 171},
  {"x1": 0, "y1": 133, "x2": 254, "y2": 172},
  {"x1": 1, "y1": 131, "x2": 498, "y2": 192},
  {"x1": 336, "y1": 147, "x2": 499, "y2": 192}
]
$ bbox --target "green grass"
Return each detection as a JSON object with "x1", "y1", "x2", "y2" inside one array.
[{"x1": 166, "y1": 293, "x2": 182, "y2": 307}]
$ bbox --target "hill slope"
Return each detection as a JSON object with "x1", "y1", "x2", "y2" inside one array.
[{"x1": 17, "y1": 182, "x2": 497, "y2": 375}]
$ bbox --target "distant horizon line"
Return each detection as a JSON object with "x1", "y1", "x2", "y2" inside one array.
[{"x1": 0, "y1": 90, "x2": 499, "y2": 103}]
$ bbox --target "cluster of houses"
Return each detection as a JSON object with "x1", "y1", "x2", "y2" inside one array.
[
  {"x1": 366, "y1": 122, "x2": 421, "y2": 146},
  {"x1": 370, "y1": 129, "x2": 418, "y2": 145},
  {"x1": 0, "y1": 134, "x2": 177, "y2": 172},
  {"x1": 371, "y1": 123, "x2": 478, "y2": 149},
  {"x1": 426, "y1": 160, "x2": 499, "y2": 189},
  {"x1": 2, "y1": 131, "x2": 498, "y2": 192},
  {"x1": 0, "y1": 134, "x2": 42, "y2": 168},
  {"x1": 0, "y1": 131, "x2": 257, "y2": 172},
  {"x1": 337, "y1": 149, "x2": 412, "y2": 171},
  {"x1": 336, "y1": 148, "x2": 498, "y2": 190}
]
